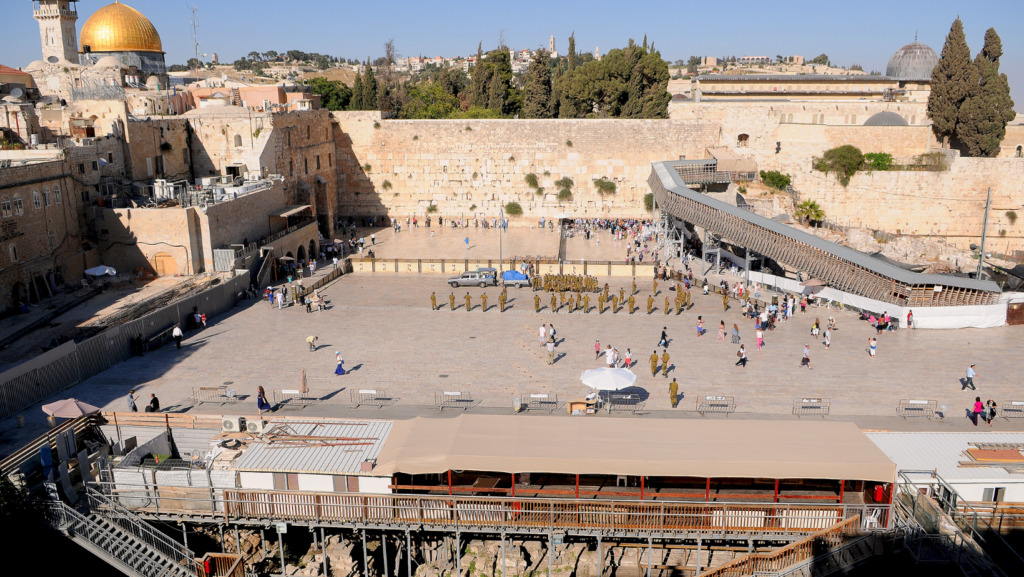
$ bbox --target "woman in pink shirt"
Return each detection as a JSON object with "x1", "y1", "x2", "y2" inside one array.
[
  {"x1": 973, "y1": 397, "x2": 984, "y2": 426},
  {"x1": 756, "y1": 328, "x2": 764, "y2": 350}
]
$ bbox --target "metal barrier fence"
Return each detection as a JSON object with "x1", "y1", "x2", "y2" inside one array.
[
  {"x1": 349, "y1": 389, "x2": 390, "y2": 408},
  {"x1": 1002, "y1": 400, "x2": 1024, "y2": 420},
  {"x1": 0, "y1": 273, "x2": 250, "y2": 421},
  {"x1": 435, "y1": 391, "x2": 474, "y2": 411},
  {"x1": 896, "y1": 399, "x2": 939, "y2": 420},
  {"x1": 793, "y1": 398, "x2": 830, "y2": 418},
  {"x1": 697, "y1": 395, "x2": 736, "y2": 416}
]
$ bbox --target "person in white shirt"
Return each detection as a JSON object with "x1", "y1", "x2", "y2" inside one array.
[
  {"x1": 172, "y1": 326, "x2": 183, "y2": 349},
  {"x1": 538, "y1": 325, "x2": 546, "y2": 347},
  {"x1": 546, "y1": 340, "x2": 555, "y2": 364}
]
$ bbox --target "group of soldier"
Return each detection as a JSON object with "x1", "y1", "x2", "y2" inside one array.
[
  {"x1": 430, "y1": 286, "x2": 510, "y2": 312},
  {"x1": 533, "y1": 274, "x2": 600, "y2": 293}
]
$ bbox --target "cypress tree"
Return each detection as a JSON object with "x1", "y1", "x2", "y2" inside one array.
[
  {"x1": 957, "y1": 28, "x2": 1016, "y2": 156},
  {"x1": 927, "y1": 19, "x2": 975, "y2": 145},
  {"x1": 566, "y1": 33, "x2": 577, "y2": 73},
  {"x1": 350, "y1": 73, "x2": 364, "y2": 110},
  {"x1": 362, "y1": 61, "x2": 379, "y2": 111},
  {"x1": 487, "y1": 69, "x2": 505, "y2": 112},
  {"x1": 472, "y1": 42, "x2": 488, "y2": 108},
  {"x1": 522, "y1": 49, "x2": 553, "y2": 118}
]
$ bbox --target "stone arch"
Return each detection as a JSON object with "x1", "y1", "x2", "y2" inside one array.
[
  {"x1": 296, "y1": 244, "x2": 306, "y2": 263},
  {"x1": 1016, "y1": 145, "x2": 1022, "y2": 158},
  {"x1": 10, "y1": 281, "x2": 27, "y2": 308},
  {"x1": 233, "y1": 134, "x2": 243, "y2": 147},
  {"x1": 309, "y1": 240, "x2": 317, "y2": 261},
  {"x1": 737, "y1": 133, "x2": 749, "y2": 147},
  {"x1": 151, "y1": 252, "x2": 177, "y2": 276}
]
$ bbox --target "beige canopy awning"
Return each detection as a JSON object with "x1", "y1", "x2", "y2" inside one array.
[
  {"x1": 374, "y1": 415, "x2": 896, "y2": 483},
  {"x1": 707, "y1": 148, "x2": 757, "y2": 173},
  {"x1": 271, "y1": 205, "x2": 311, "y2": 218}
]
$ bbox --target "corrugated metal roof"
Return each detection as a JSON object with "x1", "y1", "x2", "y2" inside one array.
[
  {"x1": 652, "y1": 162, "x2": 1001, "y2": 293},
  {"x1": 866, "y1": 432, "x2": 1024, "y2": 482},
  {"x1": 232, "y1": 420, "x2": 393, "y2": 475}
]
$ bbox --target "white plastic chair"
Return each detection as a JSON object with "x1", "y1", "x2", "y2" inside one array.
[{"x1": 862, "y1": 508, "x2": 881, "y2": 530}]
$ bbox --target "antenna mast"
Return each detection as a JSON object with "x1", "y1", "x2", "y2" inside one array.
[{"x1": 188, "y1": 4, "x2": 202, "y2": 79}]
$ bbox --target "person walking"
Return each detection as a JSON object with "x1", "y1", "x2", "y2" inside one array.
[
  {"x1": 756, "y1": 328, "x2": 763, "y2": 350},
  {"x1": 595, "y1": 340, "x2": 601, "y2": 361},
  {"x1": 800, "y1": 345, "x2": 811, "y2": 369},
  {"x1": 735, "y1": 345, "x2": 747, "y2": 367},
  {"x1": 605, "y1": 345, "x2": 615, "y2": 368},
  {"x1": 624, "y1": 348, "x2": 632, "y2": 369},
  {"x1": 650, "y1": 350, "x2": 659, "y2": 377},
  {"x1": 986, "y1": 401, "x2": 997, "y2": 427},
  {"x1": 450, "y1": 292, "x2": 456, "y2": 311},
  {"x1": 718, "y1": 321, "x2": 726, "y2": 341},
  {"x1": 465, "y1": 292, "x2": 472, "y2": 312},
  {"x1": 306, "y1": 335, "x2": 318, "y2": 352},
  {"x1": 669, "y1": 378, "x2": 679, "y2": 408},
  {"x1": 731, "y1": 324, "x2": 740, "y2": 344},
  {"x1": 534, "y1": 294, "x2": 541, "y2": 312},
  {"x1": 964, "y1": 364, "x2": 977, "y2": 390},
  {"x1": 371, "y1": 233, "x2": 376, "y2": 245},
  {"x1": 696, "y1": 316, "x2": 705, "y2": 337},
  {"x1": 549, "y1": 324, "x2": 557, "y2": 344},
  {"x1": 647, "y1": 294, "x2": 654, "y2": 314},
  {"x1": 972, "y1": 397, "x2": 984, "y2": 426},
  {"x1": 659, "y1": 327, "x2": 668, "y2": 348},
  {"x1": 257, "y1": 386, "x2": 271, "y2": 415},
  {"x1": 335, "y1": 352, "x2": 346, "y2": 376},
  {"x1": 431, "y1": 292, "x2": 437, "y2": 311},
  {"x1": 824, "y1": 328, "x2": 831, "y2": 350},
  {"x1": 539, "y1": 325, "x2": 547, "y2": 347},
  {"x1": 127, "y1": 390, "x2": 138, "y2": 412},
  {"x1": 276, "y1": 290, "x2": 284, "y2": 310},
  {"x1": 547, "y1": 339, "x2": 556, "y2": 365},
  {"x1": 868, "y1": 338, "x2": 877, "y2": 358},
  {"x1": 722, "y1": 293, "x2": 729, "y2": 312},
  {"x1": 481, "y1": 292, "x2": 488, "y2": 312},
  {"x1": 661, "y1": 350, "x2": 671, "y2": 378},
  {"x1": 172, "y1": 325, "x2": 183, "y2": 349}
]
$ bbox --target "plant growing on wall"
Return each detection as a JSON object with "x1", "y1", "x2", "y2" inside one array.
[
  {"x1": 363, "y1": 164, "x2": 372, "y2": 172},
  {"x1": 508, "y1": 156, "x2": 515, "y2": 163},
  {"x1": 535, "y1": 187, "x2": 545, "y2": 196},
  {"x1": 524, "y1": 173, "x2": 539, "y2": 188},
  {"x1": 759, "y1": 170, "x2": 791, "y2": 191},
  {"x1": 737, "y1": 185, "x2": 747, "y2": 194},
  {"x1": 543, "y1": 171, "x2": 550, "y2": 176},
  {"x1": 863, "y1": 152, "x2": 893, "y2": 171},
  {"x1": 565, "y1": 140, "x2": 573, "y2": 147},
  {"x1": 1007, "y1": 211, "x2": 1018, "y2": 225},
  {"x1": 465, "y1": 126, "x2": 473, "y2": 131},
  {"x1": 373, "y1": 121, "x2": 381, "y2": 129},
  {"x1": 813, "y1": 145, "x2": 864, "y2": 187},
  {"x1": 253, "y1": 128, "x2": 261, "y2": 139},
  {"x1": 413, "y1": 135, "x2": 418, "y2": 140},
  {"x1": 557, "y1": 189, "x2": 573, "y2": 202},
  {"x1": 795, "y1": 200, "x2": 826, "y2": 226},
  {"x1": 427, "y1": 204, "x2": 438, "y2": 213},
  {"x1": 644, "y1": 193, "x2": 654, "y2": 212},
  {"x1": 593, "y1": 179, "x2": 616, "y2": 196},
  {"x1": 504, "y1": 202, "x2": 523, "y2": 215},
  {"x1": 382, "y1": 180, "x2": 392, "y2": 190},
  {"x1": 469, "y1": 204, "x2": 477, "y2": 211}
]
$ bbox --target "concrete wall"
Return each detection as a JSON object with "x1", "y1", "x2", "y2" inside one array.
[{"x1": 332, "y1": 112, "x2": 719, "y2": 222}]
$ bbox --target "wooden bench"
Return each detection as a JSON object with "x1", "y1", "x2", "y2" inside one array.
[
  {"x1": 793, "y1": 398, "x2": 830, "y2": 418},
  {"x1": 521, "y1": 393, "x2": 558, "y2": 413},
  {"x1": 435, "y1": 391, "x2": 474, "y2": 411},
  {"x1": 146, "y1": 324, "x2": 178, "y2": 351},
  {"x1": 696, "y1": 395, "x2": 736, "y2": 417},
  {"x1": 191, "y1": 386, "x2": 238, "y2": 406},
  {"x1": 350, "y1": 389, "x2": 391, "y2": 409},
  {"x1": 1001, "y1": 400, "x2": 1024, "y2": 420},
  {"x1": 607, "y1": 394, "x2": 645, "y2": 415},
  {"x1": 897, "y1": 399, "x2": 940, "y2": 420}
]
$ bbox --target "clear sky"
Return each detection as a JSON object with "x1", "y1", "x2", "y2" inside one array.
[{"x1": 8, "y1": 0, "x2": 1022, "y2": 112}]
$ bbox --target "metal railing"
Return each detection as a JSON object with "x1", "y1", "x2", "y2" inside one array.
[
  {"x1": 87, "y1": 486, "x2": 199, "y2": 571},
  {"x1": 95, "y1": 481, "x2": 890, "y2": 537},
  {"x1": 45, "y1": 500, "x2": 197, "y2": 577},
  {"x1": 696, "y1": 515, "x2": 860, "y2": 577}
]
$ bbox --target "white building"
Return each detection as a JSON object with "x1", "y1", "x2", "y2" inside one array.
[{"x1": 867, "y1": 432, "x2": 1024, "y2": 503}]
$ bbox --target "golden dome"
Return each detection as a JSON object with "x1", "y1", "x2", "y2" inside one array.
[{"x1": 80, "y1": 2, "x2": 163, "y2": 54}]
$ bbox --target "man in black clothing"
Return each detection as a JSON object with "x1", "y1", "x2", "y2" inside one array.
[{"x1": 145, "y1": 394, "x2": 160, "y2": 413}]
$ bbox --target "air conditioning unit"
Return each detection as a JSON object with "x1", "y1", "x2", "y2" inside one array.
[
  {"x1": 246, "y1": 419, "x2": 267, "y2": 435},
  {"x1": 222, "y1": 416, "x2": 245, "y2": 433}
]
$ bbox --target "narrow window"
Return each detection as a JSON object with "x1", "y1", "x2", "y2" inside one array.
[
  {"x1": 53, "y1": 185, "x2": 61, "y2": 205},
  {"x1": 289, "y1": 159, "x2": 294, "y2": 177},
  {"x1": 0, "y1": 197, "x2": 10, "y2": 218},
  {"x1": 43, "y1": 188, "x2": 52, "y2": 207},
  {"x1": 304, "y1": 158, "x2": 309, "y2": 175},
  {"x1": 328, "y1": 153, "x2": 332, "y2": 167},
  {"x1": 9, "y1": 245, "x2": 17, "y2": 262},
  {"x1": 307, "y1": 126, "x2": 310, "y2": 140},
  {"x1": 48, "y1": 230, "x2": 58, "y2": 249},
  {"x1": 234, "y1": 134, "x2": 242, "y2": 147},
  {"x1": 12, "y1": 195, "x2": 23, "y2": 215},
  {"x1": 316, "y1": 155, "x2": 321, "y2": 170},
  {"x1": 78, "y1": 164, "x2": 85, "y2": 174}
]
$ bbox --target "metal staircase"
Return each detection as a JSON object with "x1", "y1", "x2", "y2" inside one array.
[
  {"x1": 763, "y1": 533, "x2": 881, "y2": 577},
  {"x1": 44, "y1": 485, "x2": 198, "y2": 577}
]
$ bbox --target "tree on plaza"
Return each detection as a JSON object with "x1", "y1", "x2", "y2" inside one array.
[
  {"x1": 928, "y1": 18, "x2": 977, "y2": 146},
  {"x1": 957, "y1": 28, "x2": 1016, "y2": 157},
  {"x1": 522, "y1": 49, "x2": 553, "y2": 118}
]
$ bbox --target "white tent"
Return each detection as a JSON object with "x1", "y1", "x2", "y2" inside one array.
[
  {"x1": 84, "y1": 266, "x2": 116, "y2": 277},
  {"x1": 580, "y1": 368, "x2": 637, "y2": 391}
]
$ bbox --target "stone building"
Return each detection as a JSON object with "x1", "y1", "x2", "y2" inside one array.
[
  {"x1": 77, "y1": 1, "x2": 167, "y2": 82},
  {"x1": 33, "y1": 0, "x2": 81, "y2": 64}
]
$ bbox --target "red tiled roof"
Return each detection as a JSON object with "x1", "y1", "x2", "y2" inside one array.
[{"x1": 0, "y1": 65, "x2": 32, "y2": 76}]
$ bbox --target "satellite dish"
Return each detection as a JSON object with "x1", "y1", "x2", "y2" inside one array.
[
  {"x1": 47, "y1": 56, "x2": 59, "y2": 64},
  {"x1": 9, "y1": 88, "x2": 24, "y2": 99},
  {"x1": 221, "y1": 74, "x2": 227, "y2": 81}
]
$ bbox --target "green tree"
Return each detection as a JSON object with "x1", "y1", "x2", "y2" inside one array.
[
  {"x1": 350, "y1": 73, "x2": 365, "y2": 110},
  {"x1": 795, "y1": 200, "x2": 826, "y2": 225},
  {"x1": 759, "y1": 170, "x2": 792, "y2": 190},
  {"x1": 957, "y1": 28, "x2": 1016, "y2": 157},
  {"x1": 863, "y1": 152, "x2": 894, "y2": 171},
  {"x1": 643, "y1": 192, "x2": 654, "y2": 212},
  {"x1": 307, "y1": 77, "x2": 352, "y2": 111},
  {"x1": 522, "y1": 49, "x2": 553, "y2": 118},
  {"x1": 471, "y1": 42, "x2": 488, "y2": 108},
  {"x1": 810, "y1": 54, "x2": 829, "y2": 65},
  {"x1": 361, "y1": 61, "x2": 379, "y2": 111},
  {"x1": 567, "y1": 33, "x2": 577, "y2": 73},
  {"x1": 928, "y1": 19, "x2": 977, "y2": 145},
  {"x1": 399, "y1": 83, "x2": 460, "y2": 119},
  {"x1": 815, "y1": 145, "x2": 864, "y2": 187}
]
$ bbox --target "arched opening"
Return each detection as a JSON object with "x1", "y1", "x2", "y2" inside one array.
[
  {"x1": 1016, "y1": 146, "x2": 1023, "y2": 158},
  {"x1": 737, "y1": 134, "x2": 749, "y2": 147},
  {"x1": 10, "y1": 281, "x2": 27, "y2": 309},
  {"x1": 296, "y1": 245, "x2": 306, "y2": 264},
  {"x1": 309, "y1": 240, "x2": 317, "y2": 262},
  {"x1": 233, "y1": 134, "x2": 243, "y2": 147},
  {"x1": 285, "y1": 252, "x2": 294, "y2": 258},
  {"x1": 151, "y1": 252, "x2": 178, "y2": 276}
]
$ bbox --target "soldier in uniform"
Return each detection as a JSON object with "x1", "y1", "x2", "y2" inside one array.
[
  {"x1": 598, "y1": 292, "x2": 606, "y2": 314},
  {"x1": 647, "y1": 294, "x2": 655, "y2": 314},
  {"x1": 576, "y1": 292, "x2": 582, "y2": 313},
  {"x1": 653, "y1": 278, "x2": 659, "y2": 296},
  {"x1": 675, "y1": 296, "x2": 683, "y2": 315},
  {"x1": 603, "y1": 283, "x2": 610, "y2": 299},
  {"x1": 665, "y1": 296, "x2": 671, "y2": 315},
  {"x1": 534, "y1": 294, "x2": 541, "y2": 312},
  {"x1": 465, "y1": 292, "x2": 472, "y2": 312},
  {"x1": 669, "y1": 378, "x2": 679, "y2": 408},
  {"x1": 551, "y1": 292, "x2": 558, "y2": 313},
  {"x1": 431, "y1": 292, "x2": 437, "y2": 311},
  {"x1": 611, "y1": 295, "x2": 618, "y2": 313},
  {"x1": 619, "y1": 287, "x2": 625, "y2": 304},
  {"x1": 632, "y1": 278, "x2": 638, "y2": 295},
  {"x1": 650, "y1": 350, "x2": 659, "y2": 377},
  {"x1": 449, "y1": 292, "x2": 456, "y2": 311},
  {"x1": 499, "y1": 292, "x2": 506, "y2": 312},
  {"x1": 560, "y1": 291, "x2": 567, "y2": 308},
  {"x1": 723, "y1": 293, "x2": 729, "y2": 312},
  {"x1": 583, "y1": 294, "x2": 590, "y2": 313},
  {"x1": 662, "y1": 350, "x2": 671, "y2": 378},
  {"x1": 628, "y1": 294, "x2": 636, "y2": 314},
  {"x1": 481, "y1": 292, "x2": 488, "y2": 312}
]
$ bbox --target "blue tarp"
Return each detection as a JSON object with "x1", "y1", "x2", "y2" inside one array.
[{"x1": 503, "y1": 271, "x2": 528, "y2": 281}]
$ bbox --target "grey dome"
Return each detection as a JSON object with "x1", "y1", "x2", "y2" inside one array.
[
  {"x1": 886, "y1": 42, "x2": 938, "y2": 80},
  {"x1": 864, "y1": 111, "x2": 909, "y2": 127}
]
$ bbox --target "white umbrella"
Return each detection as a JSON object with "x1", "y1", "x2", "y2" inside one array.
[
  {"x1": 42, "y1": 398, "x2": 101, "y2": 418},
  {"x1": 553, "y1": 213, "x2": 571, "y2": 219},
  {"x1": 580, "y1": 368, "x2": 637, "y2": 392},
  {"x1": 85, "y1": 266, "x2": 116, "y2": 276}
]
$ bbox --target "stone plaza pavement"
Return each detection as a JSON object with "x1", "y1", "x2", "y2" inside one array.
[{"x1": 3, "y1": 270, "x2": 1023, "y2": 451}]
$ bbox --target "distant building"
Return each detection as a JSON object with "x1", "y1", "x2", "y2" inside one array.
[
  {"x1": 595, "y1": 46, "x2": 600, "y2": 61},
  {"x1": 700, "y1": 56, "x2": 718, "y2": 67},
  {"x1": 737, "y1": 56, "x2": 771, "y2": 65},
  {"x1": 549, "y1": 33, "x2": 556, "y2": 53},
  {"x1": 787, "y1": 55, "x2": 804, "y2": 65},
  {"x1": 211, "y1": 53, "x2": 219, "y2": 65}
]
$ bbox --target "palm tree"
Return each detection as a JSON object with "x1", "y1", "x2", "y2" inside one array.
[{"x1": 795, "y1": 200, "x2": 825, "y2": 226}]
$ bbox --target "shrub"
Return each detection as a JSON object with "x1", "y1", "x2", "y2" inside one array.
[
  {"x1": 363, "y1": 164, "x2": 372, "y2": 172},
  {"x1": 508, "y1": 155, "x2": 515, "y2": 163},
  {"x1": 565, "y1": 140, "x2": 573, "y2": 147},
  {"x1": 999, "y1": 229, "x2": 1007, "y2": 237},
  {"x1": 643, "y1": 193, "x2": 654, "y2": 213},
  {"x1": 535, "y1": 187, "x2": 545, "y2": 196},
  {"x1": 593, "y1": 179, "x2": 616, "y2": 196},
  {"x1": 543, "y1": 171, "x2": 551, "y2": 176},
  {"x1": 737, "y1": 185, "x2": 747, "y2": 194},
  {"x1": 504, "y1": 202, "x2": 523, "y2": 216},
  {"x1": 381, "y1": 180, "x2": 392, "y2": 190},
  {"x1": 426, "y1": 204, "x2": 438, "y2": 213},
  {"x1": 554, "y1": 177, "x2": 574, "y2": 191},
  {"x1": 557, "y1": 189, "x2": 573, "y2": 202},
  {"x1": 413, "y1": 135, "x2": 418, "y2": 140},
  {"x1": 815, "y1": 145, "x2": 864, "y2": 187},
  {"x1": 469, "y1": 204, "x2": 477, "y2": 211},
  {"x1": 759, "y1": 170, "x2": 791, "y2": 191},
  {"x1": 863, "y1": 152, "x2": 893, "y2": 171},
  {"x1": 465, "y1": 126, "x2": 472, "y2": 131},
  {"x1": 373, "y1": 121, "x2": 381, "y2": 129},
  {"x1": 524, "y1": 173, "x2": 539, "y2": 188},
  {"x1": 1007, "y1": 211, "x2": 1018, "y2": 226},
  {"x1": 472, "y1": 172, "x2": 478, "y2": 179}
]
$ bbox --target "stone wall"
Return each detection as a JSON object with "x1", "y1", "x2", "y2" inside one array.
[
  {"x1": 331, "y1": 113, "x2": 719, "y2": 222},
  {"x1": 125, "y1": 118, "x2": 192, "y2": 182},
  {"x1": 202, "y1": 182, "x2": 287, "y2": 251},
  {"x1": 264, "y1": 110, "x2": 337, "y2": 236},
  {"x1": 776, "y1": 124, "x2": 932, "y2": 158},
  {"x1": 185, "y1": 107, "x2": 272, "y2": 179},
  {"x1": 96, "y1": 206, "x2": 201, "y2": 276},
  {"x1": 999, "y1": 124, "x2": 1024, "y2": 159}
]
